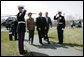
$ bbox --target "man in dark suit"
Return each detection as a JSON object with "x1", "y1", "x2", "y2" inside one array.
[
  {"x1": 54, "y1": 11, "x2": 65, "y2": 44},
  {"x1": 44, "y1": 12, "x2": 52, "y2": 44},
  {"x1": 36, "y1": 12, "x2": 47, "y2": 45},
  {"x1": 17, "y1": 6, "x2": 27, "y2": 54}
]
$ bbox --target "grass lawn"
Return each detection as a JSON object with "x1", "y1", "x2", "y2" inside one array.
[
  {"x1": 1, "y1": 31, "x2": 31, "y2": 56},
  {"x1": 1, "y1": 26, "x2": 6, "y2": 29},
  {"x1": 48, "y1": 28, "x2": 83, "y2": 51},
  {"x1": 34, "y1": 28, "x2": 83, "y2": 51},
  {"x1": 1, "y1": 27, "x2": 83, "y2": 56},
  {"x1": 1, "y1": 32, "x2": 20, "y2": 56}
]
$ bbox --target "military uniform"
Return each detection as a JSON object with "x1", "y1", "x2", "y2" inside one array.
[
  {"x1": 17, "y1": 9, "x2": 26, "y2": 54},
  {"x1": 54, "y1": 15, "x2": 65, "y2": 44}
]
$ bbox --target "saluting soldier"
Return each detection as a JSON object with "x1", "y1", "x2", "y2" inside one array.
[
  {"x1": 54, "y1": 11, "x2": 66, "y2": 44},
  {"x1": 17, "y1": 6, "x2": 27, "y2": 54}
]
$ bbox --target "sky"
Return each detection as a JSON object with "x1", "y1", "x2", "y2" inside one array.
[{"x1": 1, "y1": 1, "x2": 83, "y2": 20}]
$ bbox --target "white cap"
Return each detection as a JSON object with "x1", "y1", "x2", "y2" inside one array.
[{"x1": 18, "y1": 5, "x2": 24, "y2": 9}]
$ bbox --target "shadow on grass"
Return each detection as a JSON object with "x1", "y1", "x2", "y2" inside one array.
[
  {"x1": 32, "y1": 41, "x2": 68, "y2": 49},
  {"x1": 24, "y1": 39, "x2": 29, "y2": 42},
  {"x1": 63, "y1": 43, "x2": 83, "y2": 47},
  {"x1": 20, "y1": 51, "x2": 49, "y2": 56},
  {"x1": 31, "y1": 52, "x2": 49, "y2": 56},
  {"x1": 23, "y1": 52, "x2": 32, "y2": 56},
  {"x1": 48, "y1": 37, "x2": 56, "y2": 38}
]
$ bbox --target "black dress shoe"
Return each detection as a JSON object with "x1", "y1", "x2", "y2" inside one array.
[
  {"x1": 31, "y1": 43, "x2": 34, "y2": 45},
  {"x1": 20, "y1": 50, "x2": 27, "y2": 55},
  {"x1": 15, "y1": 39, "x2": 18, "y2": 40},
  {"x1": 57, "y1": 42, "x2": 63, "y2": 44},
  {"x1": 44, "y1": 39, "x2": 47, "y2": 41},
  {"x1": 23, "y1": 50, "x2": 27, "y2": 55},
  {"x1": 48, "y1": 42, "x2": 50, "y2": 44}
]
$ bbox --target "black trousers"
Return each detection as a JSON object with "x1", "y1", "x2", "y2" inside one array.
[
  {"x1": 57, "y1": 29, "x2": 63, "y2": 44},
  {"x1": 14, "y1": 32, "x2": 17, "y2": 40},
  {"x1": 38, "y1": 31, "x2": 42, "y2": 44},
  {"x1": 29, "y1": 30, "x2": 34, "y2": 44},
  {"x1": 17, "y1": 23, "x2": 25, "y2": 54},
  {"x1": 18, "y1": 32, "x2": 25, "y2": 54},
  {"x1": 44, "y1": 29, "x2": 50, "y2": 43},
  {"x1": 37, "y1": 29, "x2": 45, "y2": 44}
]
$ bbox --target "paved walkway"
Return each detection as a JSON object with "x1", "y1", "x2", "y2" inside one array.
[{"x1": 24, "y1": 32, "x2": 83, "y2": 56}]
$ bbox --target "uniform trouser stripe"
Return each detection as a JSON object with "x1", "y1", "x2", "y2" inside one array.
[{"x1": 20, "y1": 32, "x2": 22, "y2": 53}]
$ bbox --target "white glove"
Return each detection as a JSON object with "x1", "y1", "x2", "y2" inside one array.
[{"x1": 62, "y1": 28, "x2": 64, "y2": 30}]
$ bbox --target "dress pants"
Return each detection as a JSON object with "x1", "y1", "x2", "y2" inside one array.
[
  {"x1": 57, "y1": 28, "x2": 63, "y2": 44},
  {"x1": 18, "y1": 32, "x2": 25, "y2": 54},
  {"x1": 29, "y1": 30, "x2": 34, "y2": 44},
  {"x1": 38, "y1": 30, "x2": 44, "y2": 44}
]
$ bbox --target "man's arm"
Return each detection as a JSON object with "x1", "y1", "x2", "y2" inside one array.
[
  {"x1": 63, "y1": 16, "x2": 66, "y2": 29},
  {"x1": 49, "y1": 17, "x2": 52, "y2": 27},
  {"x1": 43, "y1": 17, "x2": 47, "y2": 30},
  {"x1": 36, "y1": 18, "x2": 38, "y2": 26},
  {"x1": 36, "y1": 17, "x2": 41, "y2": 31},
  {"x1": 54, "y1": 14, "x2": 58, "y2": 20},
  {"x1": 26, "y1": 19, "x2": 28, "y2": 31},
  {"x1": 21, "y1": 10, "x2": 26, "y2": 18}
]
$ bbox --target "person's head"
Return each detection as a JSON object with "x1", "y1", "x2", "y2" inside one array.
[
  {"x1": 39, "y1": 12, "x2": 42, "y2": 17},
  {"x1": 58, "y1": 11, "x2": 62, "y2": 16},
  {"x1": 45, "y1": 12, "x2": 48, "y2": 17},
  {"x1": 18, "y1": 6, "x2": 24, "y2": 13},
  {"x1": 28, "y1": 12, "x2": 32, "y2": 18}
]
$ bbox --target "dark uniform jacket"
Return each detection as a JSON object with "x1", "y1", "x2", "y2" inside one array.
[
  {"x1": 36, "y1": 17, "x2": 47, "y2": 31},
  {"x1": 17, "y1": 10, "x2": 26, "y2": 32},
  {"x1": 54, "y1": 15, "x2": 65, "y2": 29}
]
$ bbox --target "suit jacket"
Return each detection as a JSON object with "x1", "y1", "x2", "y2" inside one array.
[
  {"x1": 36, "y1": 17, "x2": 47, "y2": 31},
  {"x1": 45, "y1": 17, "x2": 52, "y2": 29},
  {"x1": 54, "y1": 15, "x2": 65, "y2": 29}
]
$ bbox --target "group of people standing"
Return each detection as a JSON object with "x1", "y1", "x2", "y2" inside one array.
[
  {"x1": 13, "y1": 6, "x2": 65, "y2": 54},
  {"x1": 26, "y1": 12, "x2": 52, "y2": 45}
]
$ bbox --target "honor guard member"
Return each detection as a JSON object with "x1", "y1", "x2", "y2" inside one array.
[
  {"x1": 17, "y1": 6, "x2": 27, "y2": 54},
  {"x1": 54, "y1": 11, "x2": 66, "y2": 44}
]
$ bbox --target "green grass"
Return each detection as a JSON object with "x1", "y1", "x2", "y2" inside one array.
[
  {"x1": 34, "y1": 28, "x2": 83, "y2": 51},
  {"x1": 34, "y1": 30, "x2": 38, "y2": 35},
  {"x1": 48, "y1": 28, "x2": 83, "y2": 51},
  {"x1": 1, "y1": 32, "x2": 20, "y2": 56},
  {"x1": 1, "y1": 26, "x2": 6, "y2": 29},
  {"x1": 1, "y1": 28, "x2": 83, "y2": 56}
]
